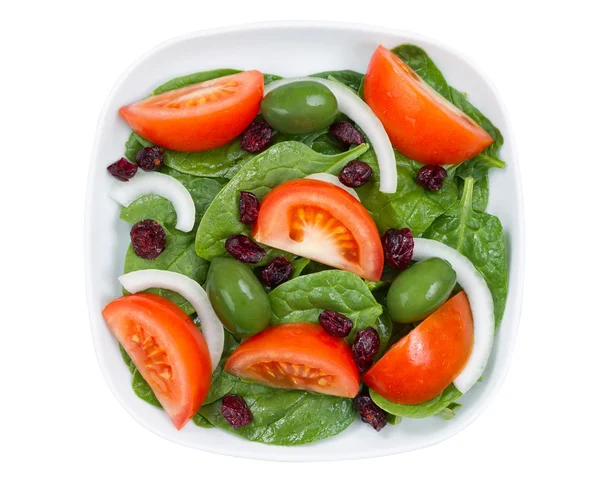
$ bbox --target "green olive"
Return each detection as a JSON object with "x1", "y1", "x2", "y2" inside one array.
[
  {"x1": 260, "y1": 81, "x2": 338, "y2": 134},
  {"x1": 205, "y1": 257, "x2": 270, "y2": 339},
  {"x1": 386, "y1": 258, "x2": 457, "y2": 324}
]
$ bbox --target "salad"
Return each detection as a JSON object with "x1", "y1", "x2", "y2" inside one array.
[{"x1": 101, "y1": 43, "x2": 508, "y2": 446}]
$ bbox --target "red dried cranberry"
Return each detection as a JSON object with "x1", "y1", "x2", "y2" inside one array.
[
  {"x1": 258, "y1": 256, "x2": 292, "y2": 289},
  {"x1": 225, "y1": 234, "x2": 266, "y2": 264},
  {"x1": 136, "y1": 146, "x2": 164, "y2": 172},
  {"x1": 221, "y1": 394, "x2": 253, "y2": 428},
  {"x1": 319, "y1": 310, "x2": 353, "y2": 338},
  {"x1": 338, "y1": 160, "x2": 373, "y2": 188},
  {"x1": 355, "y1": 394, "x2": 387, "y2": 431},
  {"x1": 416, "y1": 165, "x2": 447, "y2": 191},
  {"x1": 107, "y1": 157, "x2": 137, "y2": 181},
  {"x1": 352, "y1": 327, "x2": 380, "y2": 373},
  {"x1": 239, "y1": 191, "x2": 260, "y2": 225},
  {"x1": 381, "y1": 228, "x2": 414, "y2": 270},
  {"x1": 329, "y1": 121, "x2": 365, "y2": 146},
  {"x1": 241, "y1": 121, "x2": 273, "y2": 153},
  {"x1": 130, "y1": 219, "x2": 166, "y2": 260}
]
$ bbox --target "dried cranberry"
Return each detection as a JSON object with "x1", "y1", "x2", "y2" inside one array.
[
  {"x1": 352, "y1": 327, "x2": 380, "y2": 373},
  {"x1": 416, "y1": 165, "x2": 447, "y2": 191},
  {"x1": 239, "y1": 191, "x2": 260, "y2": 225},
  {"x1": 241, "y1": 121, "x2": 273, "y2": 153},
  {"x1": 130, "y1": 219, "x2": 166, "y2": 260},
  {"x1": 319, "y1": 310, "x2": 353, "y2": 338},
  {"x1": 355, "y1": 394, "x2": 387, "y2": 431},
  {"x1": 225, "y1": 234, "x2": 266, "y2": 264},
  {"x1": 258, "y1": 256, "x2": 292, "y2": 289},
  {"x1": 381, "y1": 228, "x2": 414, "y2": 270},
  {"x1": 107, "y1": 157, "x2": 137, "y2": 181},
  {"x1": 221, "y1": 394, "x2": 253, "y2": 428},
  {"x1": 136, "y1": 146, "x2": 164, "y2": 172},
  {"x1": 338, "y1": 160, "x2": 373, "y2": 188},
  {"x1": 329, "y1": 121, "x2": 365, "y2": 146}
]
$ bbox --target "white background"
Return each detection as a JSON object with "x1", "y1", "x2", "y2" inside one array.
[{"x1": 2, "y1": 0, "x2": 598, "y2": 482}]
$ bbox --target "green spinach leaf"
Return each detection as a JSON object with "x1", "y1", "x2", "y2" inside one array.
[
  {"x1": 200, "y1": 388, "x2": 355, "y2": 446},
  {"x1": 356, "y1": 149, "x2": 458, "y2": 235},
  {"x1": 163, "y1": 138, "x2": 254, "y2": 179},
  {"x1": 309, "y1": 70, "x2": 365, "y2": 92},
  {"x1": 370, "y1": 384, "x2": 462, "y2": 418},
  {"x1": 132, "y1": 369, "x2": 162, "y2": 408},
  {"x1": 195, "y1": 142, "x2": 368, "y2": 260},
  {"x1": 424, "y1": 177, "x2": 508, "y2": 326},
  {"x1": 269, "y1": 270, "x2": 384, "y2": 343},
  {"x1": 291, "y1": 257, "x2": 311, "y2": 278}
]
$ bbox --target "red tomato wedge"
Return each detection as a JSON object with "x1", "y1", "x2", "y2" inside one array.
[
  {"x1": 363, "y1": 46, "x2": 494, "y2": 165},
  {"x1": 119, "y1": 71, "x2": 263, "y2": 152},
  {"x1": 102, "y1": 293, "x2": 212, "y2": 429},
  {"x1": 224, "y1": 323, "x2": 360, "y2": 398},
  {"x1": 363, "y1": 292, "x2": 474, "y2": 404},
  {"x1": 252, "y1": 179, "x2": 384, "y2": 281}
]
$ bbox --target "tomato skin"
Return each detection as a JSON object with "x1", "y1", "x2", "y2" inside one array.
[
  {"x1": 102, "y1": 293, "x2": 212, "y2": 429},
  {"x1": 224, "y1": 323, "x2": 360, "y2": 398},
  {"x1": 363, "y1": 292, "x2": 474, "y2": 404},
  {"x1": 364, "y1": 46, "x2": 493, "y2": 165},
  {"x1": 252, "y1": 179, "x2": 384, "y2": 281},
  {"x1": 119, "y1": 71, "x2": 264, "y2": 152}
]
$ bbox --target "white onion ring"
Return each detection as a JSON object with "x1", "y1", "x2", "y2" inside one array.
[
  {"x1": 304, "y1": 173, "x2": 360, "y2": 200},
  {"x1": 110, "y1": 171, "x2": 195, "y2": 232}
]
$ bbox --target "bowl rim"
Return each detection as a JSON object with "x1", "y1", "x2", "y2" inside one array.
[{"x1": 84, "y1": 20, "x2": 525, "y2": 461}]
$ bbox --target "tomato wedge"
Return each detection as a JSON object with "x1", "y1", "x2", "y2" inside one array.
[
  {"x1": 363, "y1": 292, "x2": 474, "y2": 404},
  {"x1": 224, "y1": 323, "x2": 360, "y2": 398},
  {"x1": 252, "y1": 179, "x2": 384, "y2": 281},
  {"x1": 102, "y1": 293, "x2": 212, "y2": 429},
  {"x1": 119, "y1": 71, "x2": 263, "y2": 152},
  {"x1": 364, "y1": 46, "x2": 494, "y2": 165}
]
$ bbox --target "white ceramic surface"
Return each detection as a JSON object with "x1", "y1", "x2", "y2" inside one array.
[{"x1": 85, "y1": 21, "x2": 524, "y2": 461}]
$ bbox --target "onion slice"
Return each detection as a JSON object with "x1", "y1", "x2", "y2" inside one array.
[
  {"x1": 412, "y1": 238, "x2": 495, "y2": 394},
  {"x1": 304, "y1": 173, "x2": 360, "y2": 200},
  {"x1": 119, "y1": 269, "x2": 224, "y2": 372},
  {"x1": 264, "y1": 78, "x2": 397, "y2": 193},
  {"x1": 110, "y1": 171, "x2": 195, "y2": 232}
]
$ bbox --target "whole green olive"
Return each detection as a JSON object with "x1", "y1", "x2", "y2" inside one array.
[
  {"x1": 386, "y1": 258, "x2": 457, "y2": 324},
  {"x1": 260, "y1": 81, "x2": 338, "y2": 134},
  {"x1": 205, "y1": 257, "x2": 270, "y2": 339}
]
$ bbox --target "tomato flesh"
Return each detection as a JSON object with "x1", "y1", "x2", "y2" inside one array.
[
  {"x1": 252, "y1": 179, "x2": 384, "y2": 281},
  {"x1": 102, "y1": 293, "x2": 212, "y2": 429},
  {"x1": 363, "y1": 292, "x2": 474, "y2": 404},
  {"x1": 224, "y1": 323, "x2": 360, "y2": 398},
  {"x1": 119, "y1": 71, "x2": 264, "y2": 152},
  {"x1": 364, "y1": 46, "x2": 494, "y2": 164}
]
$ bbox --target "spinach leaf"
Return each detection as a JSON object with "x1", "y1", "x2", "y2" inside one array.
[
  {"x1": 121, "y1": 168, "x2": 221, "y2": 313},
  {"x1": 119, "y1": 343, "x2": 136, "y2": 373},
  {"x1": 291, "y1": 257, "x2": 311, "y2": 278},
  {"x1": 356, "y1": 149, "x2": 459, "y2": 235},
  {"x1": 269, "y1": 270, "x2": 384, "y2": 343},
  {"x1": 193, "y1": 413, "x2": 215, "y2": 428},
  {"x1": 195, "y1": 142, "x2": 369, "y2": 260},
  {"x1": 392, "y1": 44, "x2": 452, "y2": 100},
  {"x1": 163, "y1": 138, "x2": 254, "y2": 179},
  {"x1": 153, "y1": 69, "x2": 282, "y2": 95},
  {"x1": 437, "y1": 402, "x2": 461, "y2": 420},
  {"x1": 424, "y1": 177, "x2": 508, "y2": 326},
  {"x1": 459, "y1": 174, "x2": 488, "y2": 212},
  {"x1": 199, "y1": 388, "x2": 355, "y2": 446},
  {"x1": 309, "y1": 70, "x2": 365, "y2": 92},
  {"x1": 370, "y1": 384, "x2": 462, "y2": 418}
]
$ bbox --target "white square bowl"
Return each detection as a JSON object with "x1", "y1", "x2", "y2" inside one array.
[{"x1": 85, "y1": 21, "x2": 524, "y2": 461}]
